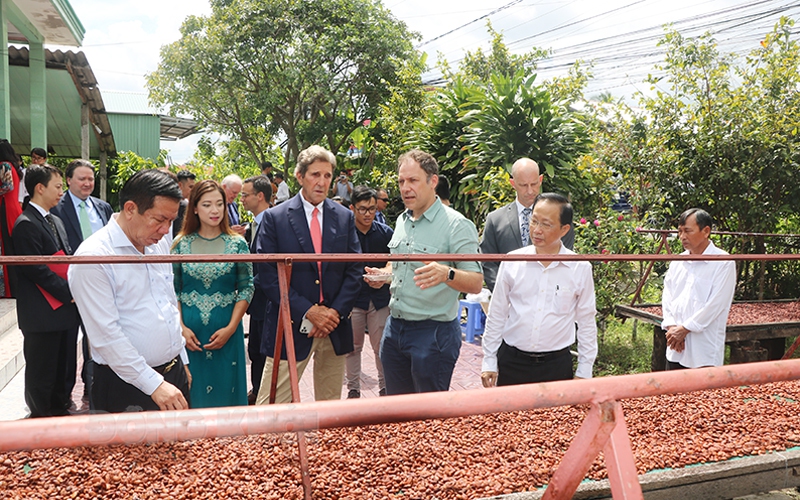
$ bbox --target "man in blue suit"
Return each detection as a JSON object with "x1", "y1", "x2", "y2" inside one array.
[
  {"x1": 255, "y1": 145, "x2": 362, "y2": 404},
  {"x1": 50, "y1": 159, "x2": 113, "y2": 406}
]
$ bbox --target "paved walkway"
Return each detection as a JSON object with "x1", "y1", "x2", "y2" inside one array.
[{"x1": 0, "y1": 318, "x2": 486, "y2": 418}]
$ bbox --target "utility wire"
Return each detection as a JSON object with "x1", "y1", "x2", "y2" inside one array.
[{"x1": 416, "y1": 0, "x2": 525, "y2": 48}]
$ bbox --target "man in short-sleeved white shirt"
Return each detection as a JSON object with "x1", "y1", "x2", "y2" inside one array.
[{"x1": 661, "y1": 208, "x2": 736, "y2": 369}]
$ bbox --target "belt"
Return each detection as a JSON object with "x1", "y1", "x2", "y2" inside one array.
[
  {"x1": 505, "y1": 344, "x2": 570, "y2": 363},
  {"x1": 152, "y1": 356, "x2": 180, "y2": 375}
]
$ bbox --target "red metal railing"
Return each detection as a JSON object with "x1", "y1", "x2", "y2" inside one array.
[{"x1": 2, "y1": 251, "x2": 800, "y2": 500}]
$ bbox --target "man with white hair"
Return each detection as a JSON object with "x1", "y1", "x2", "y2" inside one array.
[{"x1": 221, "y1": 174, "x2": 246, "y2": 236}]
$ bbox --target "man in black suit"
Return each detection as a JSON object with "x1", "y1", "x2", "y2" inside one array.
[
  {"x1": 12, "y1": 164, "x2": 79, "y2": 417},
  {"x1": 240, "y1": 175, "x2": 272, "y2": 404},
  {"x1": 50, "y1": 159, "x2": 113, "y2": 405}
]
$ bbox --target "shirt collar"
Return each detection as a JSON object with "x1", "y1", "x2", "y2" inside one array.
[
  {"x1": 107, "y1": 215, "x2": 163, "y2": 255},
  {"x1": 515, "y1": 198, "x2": 532, "y2": 214},
  {"x1": 527, "y1": 241, "x2": 575, "y2": 268},
  {"x1": 29, "y1": 201, "x2": 48, "y2": 217},
  {"x1": 68, "y1": 190, "x2": 91, "y2": 209},
  {"x1": 405, "y1": 196, "x2": 443, "y2": 222},
  {"x1": 300, "y1": 192, "x2": 325, "y2": 216},
  {"x1": 254, "y1": 210, "x2": 266, "y2": 225}
]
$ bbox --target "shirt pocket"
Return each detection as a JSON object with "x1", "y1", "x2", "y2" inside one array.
[
  {"x1": 554, "y1": 287, "x2": 573, "y2": 314},
  {"x1": 690, "y1": 278, "x2": 713, "y2": 304}
]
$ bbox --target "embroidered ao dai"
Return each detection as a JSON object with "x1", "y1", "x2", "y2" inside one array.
[{"x1": 172, "y1": 233, "x2": 253, "y2": 408}]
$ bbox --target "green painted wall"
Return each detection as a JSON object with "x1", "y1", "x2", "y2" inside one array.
[{"x1": 107, "y1": 113, "x2": 160, "y2": 160}]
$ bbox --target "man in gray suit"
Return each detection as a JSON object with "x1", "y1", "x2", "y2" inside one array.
[{"x1": 480, "y1": 158, "x2": 574, "y2": 291}]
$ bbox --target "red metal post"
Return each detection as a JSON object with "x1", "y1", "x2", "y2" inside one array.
[{"x1": 603, "y1": 403, "x2": 644, "y2": 499}]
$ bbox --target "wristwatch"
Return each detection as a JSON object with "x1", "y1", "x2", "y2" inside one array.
[{"x1": 447, "y1": 267, "x2": 456, "y2": 282}]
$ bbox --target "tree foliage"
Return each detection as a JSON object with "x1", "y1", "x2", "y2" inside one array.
[{"x1": 147, "y1": 0, "x2": 418, "y2": 170}]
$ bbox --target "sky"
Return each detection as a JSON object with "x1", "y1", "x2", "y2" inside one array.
[{"x1": 51, "y1": 0, "x2": 800, "y2": 163}]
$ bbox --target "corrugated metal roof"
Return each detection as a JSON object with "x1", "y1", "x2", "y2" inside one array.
[{"x1": 102, "y1": 91, "x2": 160, "y2": 116}]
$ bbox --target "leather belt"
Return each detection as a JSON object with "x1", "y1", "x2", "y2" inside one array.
[
  {"x1": 505, "y1": 344, "x2": 570, "y2": 363},
  {"x1": 152, "y1": 356, "x2": 180, "y2": 375}
]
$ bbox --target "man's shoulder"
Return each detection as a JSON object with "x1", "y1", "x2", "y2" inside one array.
[
  {"x1": 91, "y1": 196, "x2": 113, "y2": 211},
  {"x1": 74, "y1": 225, "x2": 114, "y2": 256},
  {"x1": 487, "y1": 202, "x2": 515, "y2": 217}
]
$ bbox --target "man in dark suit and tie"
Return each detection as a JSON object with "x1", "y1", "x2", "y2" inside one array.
[
  {"x1": 480, "y1": 158, "x2": 574, "y2": 291},
  {"x1": 255, "y1": 145, "x2": 362, "y2": 404},
  {"x1": 222, "y1": 174, "x2": 247, "y2": 237},
  {"x1": 12, "y1": 164, "x2": 80, "y2": 417},
  {"x1": 240, "y1": 174, "x2": 272, "y2": 404},
  {"x1": 50, "y1": 159, "x2": 113, "y2": 405}
]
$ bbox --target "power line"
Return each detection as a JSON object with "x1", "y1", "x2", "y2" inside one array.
[{"x1": 416, "y1": 0, "x2": 525, "y2": 48}]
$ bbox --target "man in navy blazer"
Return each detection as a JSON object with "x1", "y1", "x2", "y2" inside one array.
[
  {"x1": 50, "y1": 160, "x2": 113, "y2": 253},
  {"x1": 255, "y1": 145, "x2": 362, "y2": 404},
  {"x1": 50, "y1": 159, "x2": 112, "y2": 405}
]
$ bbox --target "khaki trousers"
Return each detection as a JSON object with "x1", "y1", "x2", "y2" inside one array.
[{"x1": 255, "y1": 336, "x2": 345, "y2": 404}]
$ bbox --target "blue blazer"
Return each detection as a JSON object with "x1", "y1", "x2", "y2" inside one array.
[
  {"x1": 255, "y1": 194, "x2": 362, "y2": 360},
  {"x1": 51, "y1": 194, "x2": 113, "y2": 253}
]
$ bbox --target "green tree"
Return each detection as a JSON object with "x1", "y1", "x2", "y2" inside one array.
[{"x1": 147, "y1": 0, "x2": 419, "y2": 170}]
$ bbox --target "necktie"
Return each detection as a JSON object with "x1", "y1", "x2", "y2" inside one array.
[
  {"x1": 250, "y1": 220, "x2": 258, "y2": 248},
  {"x1": 45, "y1": 214, "x2": 63, "y2": 251},
  {"x1": 228, "y1": 203, "x2": 239, "y2": 226},
  {"x1": 78, "y1": 200, "x2": 93, "y2": 239},
  {"x1": 521, "y1": 207, "x2": 532, "y2": 246},
  {"x1": 310, "y1": 207, "x2": 323, "y2": 302}
]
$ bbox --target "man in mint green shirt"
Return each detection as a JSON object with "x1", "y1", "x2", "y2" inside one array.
[{"x1": 366, "y1": 149, "x2": 483, "y2": 394}]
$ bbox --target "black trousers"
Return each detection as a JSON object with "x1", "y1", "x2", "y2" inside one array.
[
  {"x1": 666, "y1": 360, "x2": 689, "y2": 371},
  {"x1": 92, "y1": 358, "x2": 190, "y2": 413},
  {"x1": 497, "y1": 341, "x2": 573, "y2": 386},
  {"x1": 248, "y1": 316, "x2": 266, "y2": 396},
  {"x1": 23, "y1": 328, "x2": 76, "y2": 417},
  {"x1": 63, "y1": 326, "x2": 79, "y2": 402}
]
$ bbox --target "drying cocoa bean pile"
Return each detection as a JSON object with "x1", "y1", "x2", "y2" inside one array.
[
  {"x1": 641, "y1": 301, "x2": 800, "y2": 325},
  {"x1": 2, "y1": 381, "x2": 799, "y2": 499}
]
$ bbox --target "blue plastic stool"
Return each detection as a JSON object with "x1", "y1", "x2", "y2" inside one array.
[{"x1": 459, "y1": 300, "x2": 486, "y2": 343}]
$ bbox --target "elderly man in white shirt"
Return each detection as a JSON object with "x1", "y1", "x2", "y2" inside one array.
[
  {"x1": 662, "y1": 208, "x2": 736, "y2": 369},
  {"x1": 68, "y1": 169, "x2": 190, "y2": 413},
  {"x1": 481, "y1": 193, "x2": 597, "y2": 387}
]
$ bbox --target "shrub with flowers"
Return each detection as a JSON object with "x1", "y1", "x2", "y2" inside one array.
[{"x1": 573, "y1": 208, "x2": 670, "y2": 328}]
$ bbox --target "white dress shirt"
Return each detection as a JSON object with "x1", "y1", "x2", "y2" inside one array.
[
  {"x1": 68, "y1": 215, "x2": 187, "y2": 396},
  {"x1": 68, "y1": 190, "x2": 104, "y2": 234},
  {"x1": 300, "y1": 193, "x2": 324, "y2": 228},
  {"x1": 276, "y1": 181, "x2": 290, "y2": 203},
  {"x1": 482, "y1": 243, "x2": 598, "y2": 378},
  {"x1": 661, "y1": 241, "x2": 736, "y2": 368}
]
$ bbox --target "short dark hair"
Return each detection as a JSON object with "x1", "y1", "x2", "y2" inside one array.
[
  {"x1": 351, "y1": 185, "x2": 377, "y2": 205},
  {"x1": 435, "y1": 175, "x2": 450, "y2": 202},
  {"x1": 534, "y1": 192, "x2": 573, "y2": 227},
  {"x1": 176, "y1": 169, "x2": 196, "y2": 182},
  {"x1": 119, "y1": 169, "x2": 182, "y2": 214},
  {"x1": 261, "y1": 161, "x2": 273, "y2": 171},
  {"x1": 65, "y1": 159, "x2": 94, "y2": 179},
  {"x1": 244, "y1": 175, "x2": 273, "y2": 200},
  {"x1": 25, "y1": 164, "x2": 61, "y2": 195},
  {"x1": 397, "y1": 149, "x2": 438, "y2": 179},
  {"x1": 274, "y1": 171, "x2": 284, "y2": 180},
  {"x1": 30, "y1": 148, "x2": 47, "y2": 159},
  {"x1": 679, "y1": 208, "x2": 713, "y2": 230}
]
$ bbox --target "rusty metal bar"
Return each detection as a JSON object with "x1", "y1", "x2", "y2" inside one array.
[
  {"x1": 1, "y1": 359, "x2": 799, "y2": 452},
  {"x1": 636, "y1": 228, "x2": 800, "y2": 238},
  {"x1": 3, "y1": 252, "x2": 800, "y2": 265},
  {"x1": 273, "y1": 260, "x2": 311, "y2": 498},
  {"x1": 542, "y1": 401, "x2": 617, "y2": 500},
  {"x1": 603, "y1": 403, "x2": 643, "y2": 499}
]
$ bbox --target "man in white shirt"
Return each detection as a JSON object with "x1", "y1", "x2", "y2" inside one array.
[
  {"x1": 481, "y1": 193, "x2": 597, "y2": 387},
  {"x1": 274, "y1": 172, "x2": 290, "y2": 204},
  {"x1": 480, "y1": 158, "x2": 574, "y2": 291},
  {"x1": 661, "y1": 208, "x2": 736, "y2": 369},
  {"x1": 68, "y1": 169, "x2": 191, "y2": 413}
]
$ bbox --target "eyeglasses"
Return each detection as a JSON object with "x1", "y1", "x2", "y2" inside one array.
[
  {"x1": 356, "y1": 206, "x2": 378, "y2": 215},
  {"x1": 529, "y1": 219, "x2": 557, "y2": 231},
  {"x1": 378, "y1": 198, "x2": 389, "y2": 202}
]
